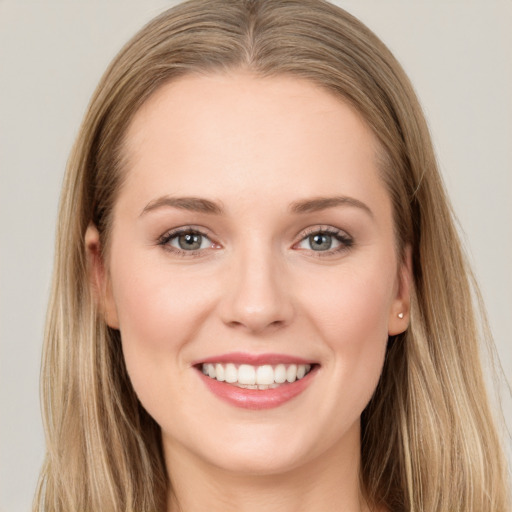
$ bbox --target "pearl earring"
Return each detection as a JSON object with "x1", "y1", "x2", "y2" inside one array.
[{"x1": 398, "y1": 312, "x2": 404, "y2": 319}]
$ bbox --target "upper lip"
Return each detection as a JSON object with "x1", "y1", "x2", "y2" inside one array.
[{"x1": 192, "y1": 352, "x2": 317, "y2": 366}]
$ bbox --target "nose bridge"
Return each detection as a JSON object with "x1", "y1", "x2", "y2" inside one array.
[{"x1": 220, "y1": 236, "x2": 293, "y2": 333}]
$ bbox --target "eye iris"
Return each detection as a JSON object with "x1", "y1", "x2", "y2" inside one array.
[
  {"x1": 309, "y1": 233, "x2": 332, "y2": 251},
  {"x1": 178, "y1": 233, "x2": 202, "y2": 250}
]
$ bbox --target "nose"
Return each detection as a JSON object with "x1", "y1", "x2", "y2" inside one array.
[{"x1": 218, "y1": 246, "x2": 295, "y2": 334}]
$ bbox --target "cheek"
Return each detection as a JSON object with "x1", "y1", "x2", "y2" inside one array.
[
  {"x1": 305, "y1": 262, "x2": 394, "y2": 341},
  {"x1": 108, "y1": 249, "x2": 215, "y2": 405},
  {"x1": 301, "y1": 263, "x2": 394, "y2": 404}
]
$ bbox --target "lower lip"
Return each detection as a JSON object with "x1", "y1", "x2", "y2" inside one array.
[{"x1": 196, "y1": 367, "x2": 318, "y2": 410}]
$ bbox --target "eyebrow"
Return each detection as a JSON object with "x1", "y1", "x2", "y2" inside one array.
[
  {"x1": 140, "y1": 196, "x2": 224, "y2": 216},
  {"x1": 140, "y1": 194, "x2": 373, "y2": 218},
  {"x1": 289, "y1": 196, "x2": 373, "y2": 217}
]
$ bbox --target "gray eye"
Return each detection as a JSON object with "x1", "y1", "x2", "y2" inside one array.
[
  {"x1": 296, "y1": 231, "x2": 344, "y2": 252},
  {"x1": 177, "y1": 233, "x2": 203, "y2": 250},
  {"x1": 167, "y1": 231, "x2": 212, "y2": 251},
  {"x1": 308, "y1": 233, "x2": 333, "y2": 251}
]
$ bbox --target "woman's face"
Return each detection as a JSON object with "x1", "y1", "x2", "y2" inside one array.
[{"x1": 91, "y1": 72, "x2": 410, "y2": 476}]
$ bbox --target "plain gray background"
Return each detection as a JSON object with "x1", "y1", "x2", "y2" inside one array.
[{"x1": 1, "y1": 1, "x2": 511, "y2": 510}]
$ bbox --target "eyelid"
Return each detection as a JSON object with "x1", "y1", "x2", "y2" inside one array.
[
  {"x1": 293, "y1": 225, "x2": 354, "y2": 256},
  {"x1": 298, "y1": 225, "x2": 351, "y2": 239},
  {"x1": 158, "y1": 225, "x2": 220, "y2": 256}
]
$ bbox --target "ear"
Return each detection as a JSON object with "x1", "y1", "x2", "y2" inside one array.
[
  {"x1": 84, "y1": 223, "x2": 119, "y2": 329},
  {"x1": 388, "y1": 244, "x2": 413, "y2": 336}
]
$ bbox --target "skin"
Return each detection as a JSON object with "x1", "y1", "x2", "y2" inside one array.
[{"x1": 87, "y1": 71, "x2": 411, "y2": 512}]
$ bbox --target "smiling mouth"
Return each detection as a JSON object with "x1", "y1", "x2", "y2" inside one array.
[
  {"x1": 199, "y1": 362, "x2": 314, "y2": 389},
  {"x1": 195, "y1": 356, "x2": 319, "y2": 409}
]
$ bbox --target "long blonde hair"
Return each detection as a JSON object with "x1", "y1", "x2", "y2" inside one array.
[{"x1": 35, "y1": 1, "x2": 510, "y2": 510}]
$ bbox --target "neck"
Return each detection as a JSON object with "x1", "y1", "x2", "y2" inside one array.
[{"x1": 164, "y1": 424, "x2": 373, "y2": 512}]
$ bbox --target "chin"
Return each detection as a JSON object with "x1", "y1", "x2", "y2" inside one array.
[{"x1": 206, "y1": 438, "x2": 314, "y2": 476}]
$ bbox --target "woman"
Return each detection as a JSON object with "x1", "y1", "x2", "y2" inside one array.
[{"x1": 34, "y1": 0, "x2": 510, "y2": 511}]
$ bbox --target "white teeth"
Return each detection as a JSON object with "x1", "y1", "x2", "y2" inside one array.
[
  {"x1": 200, "y1": 362, "x2": 313, "y2": 387},
  {"x1": 215, "y1": 363, "x2": 225, "y2": 382},
  {"x1": 286, "y1": 364, "x2": 297, "y2": 382},
  {"x1": 274, "y1": 364, "x2": 287, "y2": 384},
  {"x1": 238, "y1": 364, "x2": 256, "y2": 385},
  {"x1": 225, "y1": 363, "x2": 237, "y2": 383},
  {"x1": 256, "y1": 365, "x2": 274, "y2": 385}
]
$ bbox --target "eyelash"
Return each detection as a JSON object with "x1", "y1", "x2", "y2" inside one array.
[
  {"x1": 157, "y1": 225, "x2": 353, "y2": 258},
  {"x1": 158, "y1": 226, "x2": 216, "y2": 258},
  {"x1": 295, "y1": 226, "x2": 354, "y2": 257}
]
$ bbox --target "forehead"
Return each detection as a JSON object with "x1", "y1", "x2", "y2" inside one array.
[{"x1": 119, "y1": 71, "x2": 390, "y2": 219}]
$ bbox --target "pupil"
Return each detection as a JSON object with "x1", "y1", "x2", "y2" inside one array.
[
  {"x1": 179, "y1": 233, "x2": 201, "y2": 250},
  {"x1": 310, "y1": 233, "x2": 331, "y2": 251}
]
